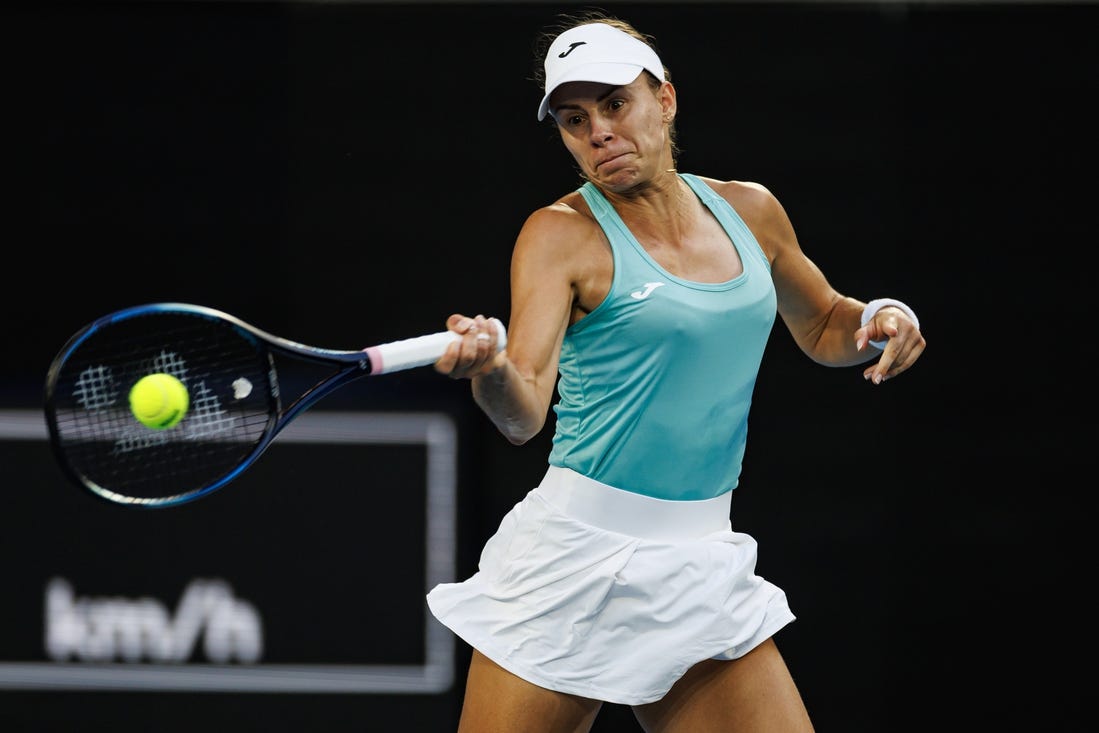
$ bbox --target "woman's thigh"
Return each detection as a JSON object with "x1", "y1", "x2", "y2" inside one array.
[
  {"x1": 631, "y1": 638, "x2": 814, "y2": 733},
  {"x1": 457, "y1": 650, "x2": 604, "y2": 733}
]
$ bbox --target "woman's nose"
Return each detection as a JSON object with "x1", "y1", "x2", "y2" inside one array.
[{"x1": 589, "y1": 116, "x2": 614, "y2": 144}]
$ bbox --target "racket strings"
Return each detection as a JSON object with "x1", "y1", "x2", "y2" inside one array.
[{"x1": 47, "y1": 312, "x2": 278, "y2": 504}]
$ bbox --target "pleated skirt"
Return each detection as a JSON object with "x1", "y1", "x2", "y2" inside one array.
[{"x1": 426, "y1": 465, "x2": 795, "y2": 705}]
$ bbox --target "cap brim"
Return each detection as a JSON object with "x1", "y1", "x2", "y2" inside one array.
[{"x1": 537, "y1": 63, "x2": 645, "y2": 121}]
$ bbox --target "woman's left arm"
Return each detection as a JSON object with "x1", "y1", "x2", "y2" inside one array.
[{"x1": 722, "y1": 179, "x2": 926, "y2": 383}]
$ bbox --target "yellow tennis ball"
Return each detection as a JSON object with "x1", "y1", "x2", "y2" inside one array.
[{"x1": 129, "y1": 373, "x2": 189, "y2": 430}]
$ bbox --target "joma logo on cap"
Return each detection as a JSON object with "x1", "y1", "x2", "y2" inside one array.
[{"x1": 558, "y1": 41, "x2": 587, "y2": 58}]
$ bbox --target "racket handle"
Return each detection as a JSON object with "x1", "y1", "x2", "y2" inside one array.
[{"x1": 366, "y1": 318, "x2": 507, "y2": 374}]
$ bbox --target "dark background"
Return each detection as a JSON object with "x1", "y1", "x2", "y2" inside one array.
[{"x1": 1, "y1": 1, "x2": 1093, "y2": 731}]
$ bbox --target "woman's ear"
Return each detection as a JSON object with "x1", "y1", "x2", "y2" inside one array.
[{"x1": 660, "y1": 81, "x2": 677, "y2": 122}]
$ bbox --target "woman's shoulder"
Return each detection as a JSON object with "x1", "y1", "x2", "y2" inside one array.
[
  {"x1": 691, "y1": 175, "x2": 791, "y2": 233},
  {"x1": 521, "y1": 189, "x2": 600, "y2": 239},
  {"x1": 690, "y1": 175, "x2": 796, "y2": 259},
  {"x1": 692, "y1": 176, "x2": 779, "y2": 212},
  {"x1": 512, "y1": 189, "x2": 612, "y2": 289}
]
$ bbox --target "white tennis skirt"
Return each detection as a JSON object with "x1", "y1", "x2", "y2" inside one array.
[{"x1": 426, "y1": 465, "x2": 795, "y2": 705}]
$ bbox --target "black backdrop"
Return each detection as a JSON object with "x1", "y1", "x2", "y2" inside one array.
[{"x1": 1, "y1": 1, "x2": 1093, "y2": 731}]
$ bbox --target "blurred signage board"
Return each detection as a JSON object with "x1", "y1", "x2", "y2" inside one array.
[{"x1": 0, "y1": 409, "x2": 456, "y2": 693}]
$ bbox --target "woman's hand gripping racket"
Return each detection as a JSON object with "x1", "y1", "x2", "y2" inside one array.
[{"x1": 44, "y1": 303, "x2": 505, "y2": 508}]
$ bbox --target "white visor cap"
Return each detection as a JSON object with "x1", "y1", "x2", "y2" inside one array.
[{"x1": 538, "y1": 23, "x2": 665, "y2": 121}]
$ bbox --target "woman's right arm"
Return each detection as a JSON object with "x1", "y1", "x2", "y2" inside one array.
[{"x1": 437, "y1": 204, "x2": 586, "y2": 445}]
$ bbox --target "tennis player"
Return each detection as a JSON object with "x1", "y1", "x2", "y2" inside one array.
[{"x1": 430, "y1": 11, "x2": 926, "y2": 732}]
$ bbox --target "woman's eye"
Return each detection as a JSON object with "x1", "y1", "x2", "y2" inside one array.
[{"x1": 609, "y1": 99, "x2": 625, "y2": 111}]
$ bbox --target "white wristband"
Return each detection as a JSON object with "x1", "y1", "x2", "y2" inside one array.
[{"x1": 861, "y1": 298, "x2": 919, "y2": 350}]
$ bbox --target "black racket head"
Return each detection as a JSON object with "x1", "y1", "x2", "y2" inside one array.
[{"x1": 44, "y1": 303, "x2": 281, "y2": 507}]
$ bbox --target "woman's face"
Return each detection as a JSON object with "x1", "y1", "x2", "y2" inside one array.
[{"x1": 548, "y1": 75, "x2": 675, "y2": 193}]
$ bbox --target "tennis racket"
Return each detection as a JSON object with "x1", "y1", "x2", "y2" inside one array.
[{"x1": 44, "y1": 302, "x2": 505, "y2": 508}]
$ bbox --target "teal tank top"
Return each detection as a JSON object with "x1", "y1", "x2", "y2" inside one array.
[{"x1": 547, "y1": 174, "x2": 777, "y2": 501}]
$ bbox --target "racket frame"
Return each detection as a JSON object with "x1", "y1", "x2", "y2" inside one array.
[{"x1": 44, "y1": 302, "x2": 503, "y2": 508}]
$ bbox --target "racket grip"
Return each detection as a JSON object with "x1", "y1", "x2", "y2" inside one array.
[{"x1": 366, "y1": 318, "x2": 507, "y2": 374}]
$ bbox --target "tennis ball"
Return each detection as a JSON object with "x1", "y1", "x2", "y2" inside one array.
[{"x1": 129, "y1": 373, "x2": 189, "y2": 430}]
